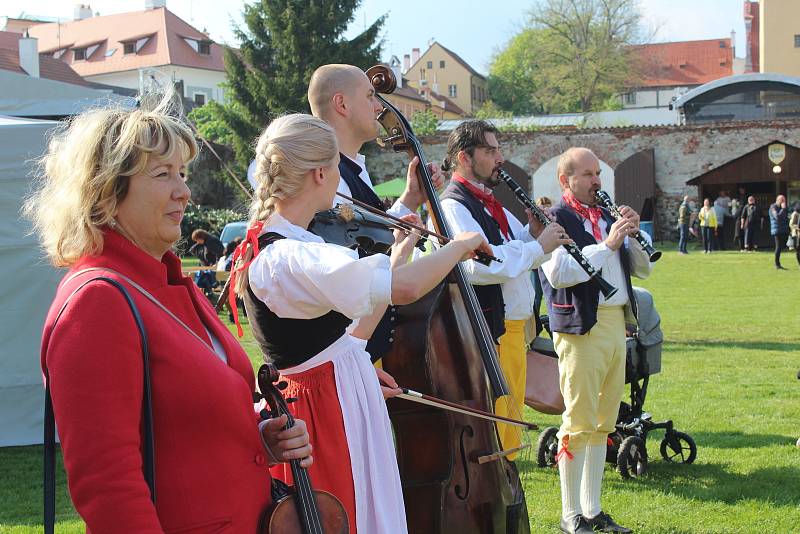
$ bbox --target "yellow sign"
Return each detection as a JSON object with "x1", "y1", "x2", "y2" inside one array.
[{"x1": 768, "y1": 143, "x2": 786, "y2": 165}]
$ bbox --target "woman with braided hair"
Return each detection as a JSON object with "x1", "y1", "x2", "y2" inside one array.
[{"x1": 230, "y1": 113, "x2": 492, "y2": 534}]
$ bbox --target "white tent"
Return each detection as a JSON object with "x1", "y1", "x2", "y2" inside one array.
[{"x1": 0, "y1": 115, "x2": 63, "y2": 446}]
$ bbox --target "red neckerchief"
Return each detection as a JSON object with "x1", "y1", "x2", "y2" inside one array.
[
  {"x1": 562, "y1": 190, "x2": 603, "y2": 241},
  {"x1": 228, "y1": 221, "x2": 264, "y2": 337},
  {"x1": 452, "y1": 174, "x2": 511, "y2": 240}
]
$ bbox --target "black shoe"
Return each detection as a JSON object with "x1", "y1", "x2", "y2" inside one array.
[
  {"x1": 776, "y1": 265, "x2": 788, "y2": 270},
  {"x1": 586, "y1": 511, "x2": 632, "y2": 533},
  {"x1": 560, "y1": 515, "x2": 594, "y2": 534}
]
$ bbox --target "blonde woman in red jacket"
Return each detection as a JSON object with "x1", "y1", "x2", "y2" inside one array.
[{"x1": 25, "y1": 98, "x2": 312, "y2": 533}]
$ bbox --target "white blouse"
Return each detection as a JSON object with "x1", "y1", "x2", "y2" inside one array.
[
  {"x1": 438, "y1": 193, "x2": 549, "y2": 321},
  {"x1": 248, "y1": 213, "x2": 393, "y2": 320},
  {"x1": 335, "y1": 153, "x2": 413, "y2": 218}
]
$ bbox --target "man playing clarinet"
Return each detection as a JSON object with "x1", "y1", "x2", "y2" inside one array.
[
  {"x1": 437, "y1": 120, "x2": 569, "y2": 459},
  {"x1": 539, "y1": 147, "x2": 654, "y2": 534}
]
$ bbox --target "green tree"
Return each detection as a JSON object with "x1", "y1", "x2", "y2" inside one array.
[
  {"x1": 410, "y1": 109, "x2": 440, "y2": 136},
  {"x1": 201, "y1": 0, "x2": 385, "y2": 172},
  {"x1": 489, "y1": 0, "x2": 645, "y2": 114}
]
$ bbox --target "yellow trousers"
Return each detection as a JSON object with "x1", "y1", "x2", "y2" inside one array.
[
  {"x1": 494, "y1": 319, "x2": 527, "y2": 460},
  {"x1": 553, "y1": 306, "x2": 626, "y2": 451}
]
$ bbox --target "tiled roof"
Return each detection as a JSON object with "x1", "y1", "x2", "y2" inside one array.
[
  {"x1": 0, "y1": 30, "x2": 89, "y2": 86},
  {"x1": 429, "y1": 91, "x2": 466, "y2": 116},
  {"x1": 630, "y1": 39, "x2": 733, "y2": 88},
  {"x1": 408, "y1": 41, "x2": 485, "y2": 80},
  {"x1": 27, "y1": 7, "x2": 224, "y2": 78}
]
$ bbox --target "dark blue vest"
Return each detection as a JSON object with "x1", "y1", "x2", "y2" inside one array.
[
  {"x1": 337, "y1": 153, "x2": 397, "y2": 361},
  {"x1": 440, "y1": 179, "x2": 507, "y2": 343},
  {"x1": 539, "y1": 199, "x2": 637, "y2": 335}
]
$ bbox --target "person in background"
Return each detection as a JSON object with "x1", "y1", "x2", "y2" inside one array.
[
  {"x1": 730, "y1": 197, "x2": 743, "y2": 251},
  {"x1": 713, "y1": 190, "x2": 730, "y2": 250},
  {"x1": 789, "y1": 204, "x2": 800, "y2": 267},
  {"x1": 24, "y1": 97, "x2": 311, "y2": 533},
  {"x1": 698, "y1": 198, "x2": 717, "y2": 254},
  {"x1": 769, "y1": 194, "x2": 790, "y2": 269},
  {"x1": 741, "y1": 196, "x2": 760, "y2": 252},
  {"x1": 677, "y1": 195, "x2": 694, "y2": 255},
  {"x1": 189, "y1": 229, "x2": 224, "y2": 295}
]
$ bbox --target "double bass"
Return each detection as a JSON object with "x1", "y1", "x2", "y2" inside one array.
[{"x1": 366, "y1": 65, "x2": 530, "y2": 533}]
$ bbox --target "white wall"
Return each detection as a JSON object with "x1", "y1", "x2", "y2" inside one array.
[
  {"x1": 530, "y1": 155, "x2": 616, "y2": 205},
  {"x1": 86, "y1": 66, "x2": 226, "y2": 102},
  {"x1": 622, "y1": 87, "x2": 691, "y2": 109}
]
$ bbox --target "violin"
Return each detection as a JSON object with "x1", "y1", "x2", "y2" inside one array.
[
  {"x1": 309, "y1": 203, "x2": 397, "y2": 256},
  {"x1": 256, "y1": 363, "x2": 349, "y2": 534}
]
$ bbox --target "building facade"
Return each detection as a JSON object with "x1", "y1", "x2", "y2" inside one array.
[
  {"x1": 27, "y1": 2, "x2": 226, "y2": 104},
  {"x1": 403, "y1": 42, "x2": 487, "y2": 116},
  {"x1": 758, "y1": 0, "x2": 800, "y2": 76}
]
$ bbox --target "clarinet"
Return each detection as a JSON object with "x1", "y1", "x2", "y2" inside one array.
[
  {"x1": 594, "y1": 190, "x2": 662, "y2": 262},
  {"x1": 497, "y1": 169, "x2": 618, "y2": 299}
]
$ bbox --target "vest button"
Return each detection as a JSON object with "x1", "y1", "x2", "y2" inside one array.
[
  {"x1": 390, "y1": 316, "x2": 396, "y2": 322},
  {"x1": 390, "y1": 329, "x2": 395, "y2": 335},
  {"x1": 388, "y1": 337, "x2": 394, "y2": 343},
  {"x1": 254, "y1": 453, "x2": 266, "y2": 466}
]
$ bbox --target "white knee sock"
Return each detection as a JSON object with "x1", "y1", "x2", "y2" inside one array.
[
  {"x1": 558, "y1": 445, "x2": 586, "y2": 520},
  {"x1": 581, "y1": 442, "x2": 607, "y2": 518}
]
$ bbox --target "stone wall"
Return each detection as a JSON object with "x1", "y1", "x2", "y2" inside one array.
[{"x1": 364, "y1": 120, "x2": 800, "y2": 238}]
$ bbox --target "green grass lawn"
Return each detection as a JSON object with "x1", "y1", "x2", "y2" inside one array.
[{"x1": 2, "y1": 244, "x2": 799, "y2": 533}]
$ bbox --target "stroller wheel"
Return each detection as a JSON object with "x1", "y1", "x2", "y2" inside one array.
[
  {"x1": 536, "y1": 426, "x2": 560, "y2": 467},
  {"x1": 660, "y1": 431, "x2": 697, "y2": 464},
  {"x1": 617, "y1": 436, "x2": 647, "y2": 479}
]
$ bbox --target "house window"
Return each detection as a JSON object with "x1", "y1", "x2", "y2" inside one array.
[
  {"x1": 73, "y1": 48, "x2": 86, "y2": 61},
  {"x1": 448, "y1": 84, "x2": 457, "y2": 98},
  {"x1": 427, "y1": 61, "x2": 433, "y2": 69},
  {"x1": 795, "y1": 35, "x2": 800, "y2": 48},
  {"x1": 439, "y1": 60, "x2": 445, "y2": 68},
  {"x1": 624, "y1": 92, "x2": 636, "y2": 105},
  {"x1": 194, "y1": 93, "x2": 206, "y2": 106},
  {"x1": 105, "y1": 48, "x2": 116, "y2": 57},
  {"x1": 719, "y1": 40, "x2": 726, "y2": 48},
  {"x1": 198, "y1": 41, "x2": 211, "y2": 55},
  {"x1": 123, "y1": 42, "x2": 136, "y2": 54}
]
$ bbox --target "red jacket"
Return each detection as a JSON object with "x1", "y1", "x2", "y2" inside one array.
[{"x1": 41, "y1": 230, "x2": 271, "y2": 533}]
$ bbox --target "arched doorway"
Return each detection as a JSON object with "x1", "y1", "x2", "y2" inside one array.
[{"x1": 530, "y1": 155, "x2": 616, "y2": 207}]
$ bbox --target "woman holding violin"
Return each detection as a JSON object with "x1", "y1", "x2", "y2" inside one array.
[
  {"x1": 231, "y1": 113, "x2": 492, "y2": 534},
  {"x1": 27, "y1": 96, "x2": 312, "y2": 533}
]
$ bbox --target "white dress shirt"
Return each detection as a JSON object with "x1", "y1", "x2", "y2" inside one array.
[
  {"x1": 248, "y1": 213, "x2": 393, "y2": 320},
  {"x1": 438, "y1": 185, "x2": 550, "y2": 321},
  {"x1": 335, "y1": 153, "x2": 413, "y2": 218},
  {"x1": 540, "y1": 212, "x2": 653, "y2": 307}
]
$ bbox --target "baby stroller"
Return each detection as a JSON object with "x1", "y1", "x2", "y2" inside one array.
[{"x1": 528, "y1": 287, "x2": 696, "y2": 479}]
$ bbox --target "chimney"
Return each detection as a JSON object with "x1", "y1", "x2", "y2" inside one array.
[
  {"x1": 412, "y1": 47, "x2": 420, "y2": 65},
  {"x1": 73, "y1": 4, "x2": 93, "y2": 20},
  {"x1": 146, "y1": 0, "x2": 167, "y2": 9},
  {"x1": 403, "y1": 54, "x2": 410, "y2": 73},
  {"x1": 18, "y1": 33, "x2": 39, "y2": 78},
  {"x1": 730, "y1": 29, "x2": 736, "y2": 57}
]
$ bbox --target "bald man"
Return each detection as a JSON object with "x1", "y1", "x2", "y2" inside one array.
[
  {"x1": 539, "y1": 148, "x2": 654, "y2": 534},
  {"x1": 308, "y1": 64, "x2": 444, "y2": 363}
]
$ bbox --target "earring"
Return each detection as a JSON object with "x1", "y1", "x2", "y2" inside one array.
[{"x1": 109, "y1": 217, "x2": 117, "y2": 228}]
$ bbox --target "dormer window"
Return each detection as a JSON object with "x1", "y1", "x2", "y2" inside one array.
[
  {"x1": 74, "y1": 48, "x2": 86, "y2": 61},
  {"x1": 182, "y1": 36, "x2": 213, "y2": 55},
  {"x1": 121, "y1": 35, "x2": 152, "y2": 55}
]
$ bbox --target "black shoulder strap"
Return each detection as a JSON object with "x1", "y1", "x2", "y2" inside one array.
[{"x1": 44, "y1": 276, "x2": 154, "y2": 533}]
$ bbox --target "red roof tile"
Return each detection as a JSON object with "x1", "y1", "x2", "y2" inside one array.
[
  {"x1": 27, "y1": 7, "x2": 224, "y2": 78},
  {"x1": 429, "y1": 91, "x2": 466, "y2": 116},
  {"x1": 630, "y1": 39, "x2": 733, "y2": 88},
  {"x1": 0, "y1": 30, "x2": 89, "y2": 86}
]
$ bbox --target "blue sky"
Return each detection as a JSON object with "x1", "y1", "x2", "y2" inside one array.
[{"x1": 4, "y1": 0, "x2": 748, "y2": 75}]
